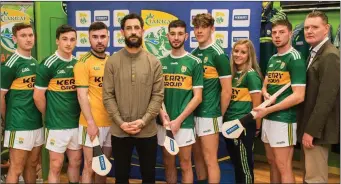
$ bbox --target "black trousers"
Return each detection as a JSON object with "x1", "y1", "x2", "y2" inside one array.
[
  {"x1": 225, "y1": 121, "x2": 256, "y2": 184},
  {"x1": 111, "y1": 135, "x2": 157, "y2": 184}
]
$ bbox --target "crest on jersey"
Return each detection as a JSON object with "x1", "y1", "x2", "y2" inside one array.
[
  {"x1": 204, "y1": 57, "x2": 208, "y2": 63},
  {"x1": 94, "y1": 66, "x2": 100, "y2": 70},
  {"x1": 181, "y1": 66, "x2": 187, "y2": 73},
  {"x1": 280, "y1": 62, "x2": 286, "y2": 69}
]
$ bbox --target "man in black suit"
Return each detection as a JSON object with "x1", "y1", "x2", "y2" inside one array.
[{"x1": 298, "y1": 11, "x2": 340, "y2": 183}]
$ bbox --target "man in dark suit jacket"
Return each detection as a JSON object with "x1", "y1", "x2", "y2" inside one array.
[{"x1": 298, "y1": 11, "x2": 340, "y2": 183}]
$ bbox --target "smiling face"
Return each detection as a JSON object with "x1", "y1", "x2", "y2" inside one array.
[
  {"x1": 232, "y1": 43, "x2": 249, "y2": 69},
  {"x1": 167, "y1": 26, "x2": 188, "y2": 50}
]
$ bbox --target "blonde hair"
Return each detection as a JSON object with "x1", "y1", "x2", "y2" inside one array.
[{"x1": 230, "y1": 39, "x2": 263, "y2": 84}]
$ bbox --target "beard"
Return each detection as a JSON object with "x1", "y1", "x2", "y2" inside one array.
[
  {"x1": 125, "y1": 34, "x2": 143, "y2": 48},
  {"x1": 91, "y1": 44, "x2": 107, "y2": 54},
  {"x1": 170, "y1": 39, "x2": 185, "y2": 49}
]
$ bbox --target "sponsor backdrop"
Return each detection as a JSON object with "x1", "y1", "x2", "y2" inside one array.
[
  {"x1": 0, "y1": 2, "x2": 35, "y2": 62},
  {"x1": 67, "y1": 2, "x2": 262, "y2": 183}
]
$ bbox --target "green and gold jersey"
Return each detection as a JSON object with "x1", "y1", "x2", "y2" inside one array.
[
  {"x1": 1, "y1": 52, "x2": 42, "y2": 131},
  {"x1": 35, "y1": 52, "x2": 80, "y2": 130},
  {"x1": 266, "y1": 47, "x2": 306, "y2": 123},
  {"x1": 191, "y1": 43, "x2": 231, "y2": 118},
  {"x1": 161, "y1": 53, "x2": 203, "y2": 129},
  {"x1": 224, "y1": 69, "x2": 262, "y2": 121}
]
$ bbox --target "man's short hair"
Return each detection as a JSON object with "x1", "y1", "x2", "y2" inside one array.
[
  {"x1": 120, "y1": 13, "x2": 144, "y2": 30},
  {"x1": 89, "y1": 21, "x2": 108, "y2": 32},
  {"x1": 12, "y1": 23, "x2": 33, "y2": 36},
  {"x1": 168, "y1": 20, "x2": 187, "y2": 32},
  {"x1": 56, "y1": 24, "x2": 76, "y2": 39},
  {"x1": 306, "y1": 11, "x2": 328, "y2": 24},
  {"x1": 192, "y1": 13, "x2": 215, "y2": 27},
  {"x1": 272, "y1": 19, "x2": 292, "y2": 32}
]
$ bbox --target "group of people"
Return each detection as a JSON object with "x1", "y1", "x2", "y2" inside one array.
[{"x1": 1, "y1": 10, "x2": 339, "y2": 184}]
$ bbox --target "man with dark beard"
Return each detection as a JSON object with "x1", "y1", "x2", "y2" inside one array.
[
  {"x1": 73, "y1": 21, "x2": 111, "y2": 183},
  {"x1": 157, "y1": 20, "x2": 203, "y2": 183},
  {"x1": 103, "y1": 13, "x2": 164, "y2": 183}
]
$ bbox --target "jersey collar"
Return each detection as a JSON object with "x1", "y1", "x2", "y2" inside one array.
[
  {"x1": 277, "y1": 47, "x2": 293, "y2": 56},
  {"x1": 15, "y1": 50, "x2": 32, "y2": 60},
  {"x1": 198, "y1": 41, "x2": 214, "y2": 50},
  {"x1": 170, "y1": 52, "x2": 188, "y2": 59},
  {"x1": 55, "y1": 51, "x2": 73, "y2": 62}
]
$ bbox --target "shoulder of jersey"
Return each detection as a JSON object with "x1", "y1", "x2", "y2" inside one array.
[
  {"x1": 41, "y1": 53, "x2": 61, "y2": 68},
  {"x1": 187, "y1": 53, "x2": 202, "y2": 64},
  {"x1": 78, "y1": 52, "x2": 92, "y2": 63},
  {"x1": 159, "y1": 53, "x2": 170, "y2": 61},
  {"x1": 289, "y1": 48, "x2": 302, "y2": 60},
  {"x1": 4, "y1": 53, "x2": 20, "y2": 68},
  {"x1": 211, "y1": 43, "x2": 225, "y2": 55},
  {"x1": 190, "y1": 47, "x2": 199, "y2": 54}
]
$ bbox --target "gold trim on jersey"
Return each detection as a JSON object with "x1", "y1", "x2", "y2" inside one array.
[
  {"x1": 163, "y1": 74, "x2": 192, "y2": 90},
  {"x1": 267, "y1": 71, "x2": 290, "y2": 85},
  {"x1": 48, "y1": 77, "x2": 76, "y2": 92},
  {"x1": 204, "y1": 66, "x2": 219, "y2": 79},
  {"x1": 10, "y1": 75, "x2": 35, "y2": 90},
  {"x1": 231, "y1": 87, "x2": 252, "y2": 102}
]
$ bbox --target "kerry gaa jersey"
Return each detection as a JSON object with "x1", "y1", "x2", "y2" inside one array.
[
  {"x1": 266, "y1": 47, "x2": 306, "y2": 123},
  {"x1": 161, "y1": 52, "x2": 203, "y2": 129},
  {"x1": 1, "y1": 52, "x2": 42, "y2": 131},
  {"x1": 191, "y1": 43, "x2": 231, "y2": 118},
  {"x1": 35, "y1": 52, "x2": 80, "y2": 130},
  {"x1": 224, "y1": 69, "x2": 262, "y2": 122},
  {"x1": 74, "y1": 51, "x2": 111, "y2": 127}
]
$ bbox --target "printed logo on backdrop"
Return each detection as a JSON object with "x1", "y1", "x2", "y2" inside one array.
[
  {"x1": 113, "y1": 10, "x2": 129, "y2": 27},
  {"x1": 212, "y1": 9, "x2": 229, "y2": 27},
  {"x1": 113, "y1": 30, "x2": 125, "y2": 47},
  {"x1": 141, "y1": 10, "x2": 178, "y2": 59},
  {"x1": 231, "y1": 31, "x2": 249, "y2": 47},
  {"x1": 190, "y1": 9, "x2": 208, "y2": 27},
  {"x1": 77, "y1": 31, "x2": 90, "y2": 47},
  {"x1": 94, "y1": 10, "x2": 110, "y2": 27},
  {"x1": 76, "y1": 11, "x2": 91, "y2": 27},
  {"x1": 214, "y1": 31, "x2": 228, "y2": 48},
  {"x1": 232, "y1": 9, "x2": 251, "y2": 27},
  {"x1": 0, "y1": 7, "x2": 31, "y2": 53},
  {"x1": 190, "y1": 31, "x2": 198, "y2": 48}
]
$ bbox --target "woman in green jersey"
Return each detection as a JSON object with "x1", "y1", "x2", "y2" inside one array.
[{"x1": 224, "y1": 39, "x2": 263, "y2": 183}]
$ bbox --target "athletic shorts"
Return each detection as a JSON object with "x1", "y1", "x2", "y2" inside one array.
[
  {"x1": 157, "y1": 124, "x2": 196, "y2": 147},
  {"x1": 261, "y1": 119, "x2": 297, "y2": 147},
  {"x1": 195, "y1": 116, "x2": 222, "y2": 137},
  {"x1": 45, "y1": 128, "x2": 81, "y2": 153},
  {"x1": 78, "y1": 125, "x2": 111, "y2": 148},
  {"x1": 4, "y1": 127, "x2": 44, "y2": 151}
]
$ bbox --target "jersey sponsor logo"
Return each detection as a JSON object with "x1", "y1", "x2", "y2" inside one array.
[
  {"x1": 197, "y1": 53, "x2": 203, "y2": 56},
  {"x1": 170, "y1": 62, "x2": 178, "y2": 65},
  {"x1": 57, "y1": 70, "x2": 66, "y2": 74},
  {"x1": 93, "y1": 66, "x2": 100, "y2": 70},
  {"x1": 204, "y1": 66, "x2": 219, "y2": 79},
  {"x1": 276, "y1": 60, "x2": 281, "y2": 63},
  {"x1": 231, "y1": 87, "x2": 251, "y2": 102},
  {"x1": 92, "y1": 76, "x2": 103, "y2": 87},
  {"x1": 163, "y1": 74, "x2": 192, "y2": 90},
  {"x1": 21, "y1": 67, "x2": 30, "y2": 73},
  {"x1": 181, "y1": 66, "x2": 187, "y2": 73},
  {"x1": 67, "y1": 65, "x2": 74, "y2": 69},
  {"x1": 267, "y1": 71, "x2": 290, "y2": 85},
  {"x1": 48, "y1": 77, "x2": 76, "y2": 91},
  {"x1": 10, "y1": 75, "x2": 35, "y2": 90},
  {"x1": 30, "y1": 63, "x2": 36, "y2": 66}
]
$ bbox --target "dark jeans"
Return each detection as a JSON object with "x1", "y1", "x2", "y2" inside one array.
[
  {"x1": 111, "y1": 135, "x2": 157, "y2": 184},
  {"x1": 225, "y1": 121, "x2": 256, "y2": 184}
]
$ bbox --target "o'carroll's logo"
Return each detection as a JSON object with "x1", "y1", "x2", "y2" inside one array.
[
  {"x1": 234, "y1": 15, "x2": 248, "y2": 20},
  {"x1": 142, "y1": 10, "x2": 178, "y2": 59}
]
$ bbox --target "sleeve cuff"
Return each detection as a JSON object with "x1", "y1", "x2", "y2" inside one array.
[
  {"x1": 113, "y1": 115, "x2": 124, "y2": 126},
  {"x1": 142, "y1": 113, "x2": 153, "y2": 126}
]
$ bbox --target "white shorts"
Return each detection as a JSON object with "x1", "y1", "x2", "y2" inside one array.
[
  {"x1": 157, "y1": 124, "x2": 196, "y2": 147},
  {"x1": 195, "y1": 116, "x2": 222, "y2": 137},
  {"x1": 4, "y1": 127, "x2": 44, "y2": 151},
  {"x1": 45, "y1": 128, "x2": 81, "y2": 153},
  {"x1": 78, "y1": 125, "x2": 112, "y2": 148},
  {"x1": 261, "y1": 119, "x2": 297, "y2": 147}
]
